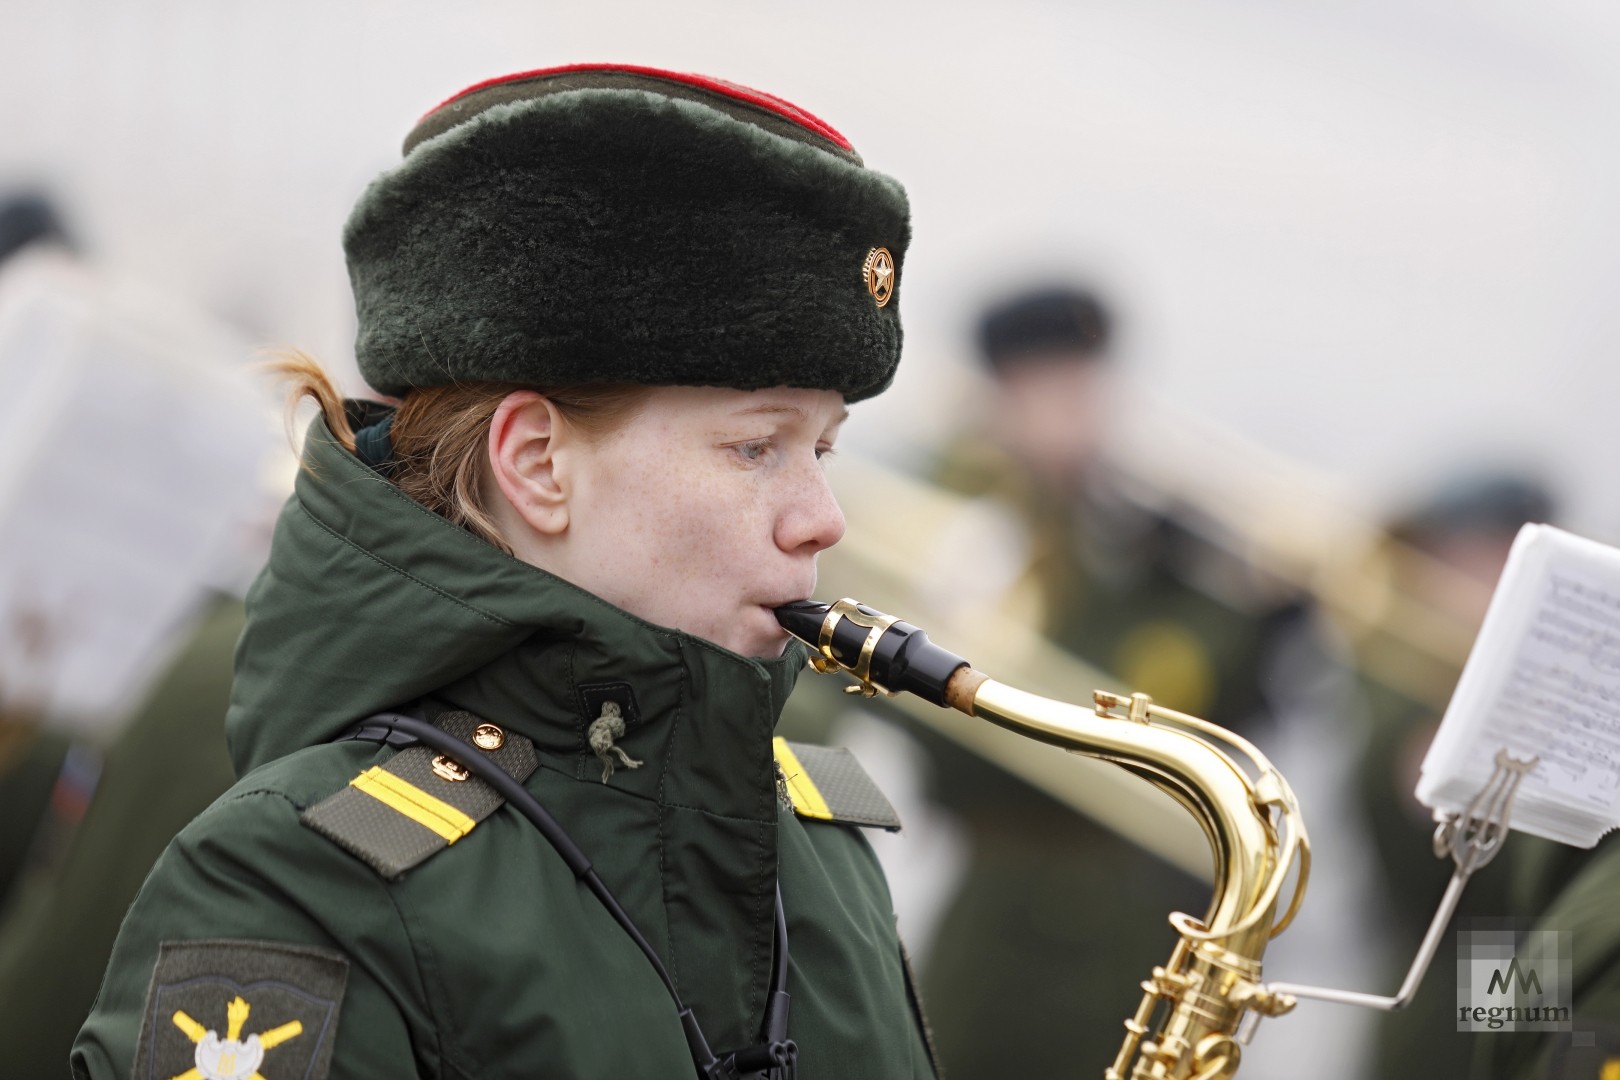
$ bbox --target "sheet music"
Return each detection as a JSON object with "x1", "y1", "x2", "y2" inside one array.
[
  {"x1": 0, "y1": 255, "x2": 287, "y2": 735},
  {"x1": 1418, "y1": 524, "x2": 1620, "y2": 847},
  {"x1": 1481, "y1": 569, "x2": 1620, "y2": 810}
]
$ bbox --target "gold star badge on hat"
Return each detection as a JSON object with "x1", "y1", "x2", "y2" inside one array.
[{"x1": 863, "y1": 247, "x2": 894, "y2": 308}]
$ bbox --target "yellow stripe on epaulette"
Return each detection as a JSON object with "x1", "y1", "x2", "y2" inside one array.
[
  {"x1": 772, "y1": 737, "x2": 901, "y2": 832},
  {"x1": 774, "y1": 739, "x2": 834, "y2": 822},
  {"x1": 302, "y1": 712, "x2": 538, "y2": 879},
  {"x1": 350, "y1": 767, "x2": 476, "y2": 842}
]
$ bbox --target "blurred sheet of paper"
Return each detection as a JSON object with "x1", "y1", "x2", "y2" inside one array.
[
  {"x1": 0, "y1": 251, "x2": 288, "y2": 736},
  {"x1": 1416, "y1": 523, "x2": 1620, "y2": 847}
]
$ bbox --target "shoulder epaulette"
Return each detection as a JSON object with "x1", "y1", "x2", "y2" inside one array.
[
  {"x1": 773, "y1": 737, "x2": 901, "y2": 832},
  {"x1": 302, "y1": 711, "x2": 538, "y2": 879}
]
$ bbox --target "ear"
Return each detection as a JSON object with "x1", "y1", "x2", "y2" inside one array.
[{"x1": 488, "y1": 391, "x2": 572, "y2": 536}]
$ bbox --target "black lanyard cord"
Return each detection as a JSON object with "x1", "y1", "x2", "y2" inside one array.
[{"x1": 341, "y1": 712, "x2": 795, "y2": 1079}]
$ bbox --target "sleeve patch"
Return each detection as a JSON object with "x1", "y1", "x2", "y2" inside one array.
[
  {"x1": 133, "y1": 939, "x2": 348, "y2": 1080},
  {"x1": 773, "y1": 737, "x2": 902, "y2": 832}
]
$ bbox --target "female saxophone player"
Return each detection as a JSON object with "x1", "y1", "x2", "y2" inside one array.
[{"x1": 73, "y1": 64, "x2": 934, "y2": 1079}]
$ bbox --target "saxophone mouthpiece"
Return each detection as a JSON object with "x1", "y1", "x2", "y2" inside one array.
[
  {"x1": 773, "y1": 600, "x2": 835, "y2": 651},
  {"x1": 774, "y1": 599, "x2": 972, "y2": 708}
]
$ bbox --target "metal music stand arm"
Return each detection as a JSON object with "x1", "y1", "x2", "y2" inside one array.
[{"x1": 1262, "y1": 749, "x2": 1539, "y2": 1015}]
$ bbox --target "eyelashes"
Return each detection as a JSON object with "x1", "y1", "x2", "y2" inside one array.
[{"x1": 727, "y1": 440, "x2": 837, "y2": 466}]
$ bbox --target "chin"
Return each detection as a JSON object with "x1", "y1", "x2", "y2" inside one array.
[
  {"x1": 734, "y1": 631, "x2": 790, "y2": 660},
  {"x1": 733, "y1": 607, "x2": 791, "y2": 658},
  {"x1": 754, "y1": 636, "x2": 791, "y2": 660}
]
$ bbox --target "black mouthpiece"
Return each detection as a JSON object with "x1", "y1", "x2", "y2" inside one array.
[{"x1": 775, "y1": 600, "x2": 969, "y2": 707}]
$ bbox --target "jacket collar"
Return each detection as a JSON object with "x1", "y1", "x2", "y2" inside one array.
[{"x1": 227, "y1": 411, "x2": 804, "y2": 820}]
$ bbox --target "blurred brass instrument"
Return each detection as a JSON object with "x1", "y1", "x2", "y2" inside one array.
[
  {"x1": 814, "y1": 420, "x2": 1498, "y2": 873},
  {"x1": 776, "y1": 599, "x2": 1309, "y2": 1080},
  {"x1": 1099, "y1": 392, "x2": 1490, "y2": 713},
  {"x1": 845, "y1": 386, "x2": 1493, "y2": 703}
]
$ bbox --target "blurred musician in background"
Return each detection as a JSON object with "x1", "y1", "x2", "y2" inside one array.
[
  {"x1": 932, "y1": 286, "x2": 1287, "y2": 729},
  {"x1": 0, "y1": 189, "x2": 278, "y2": 1074},
  {"x1": 911, "y1": 284, "x2": 1310, "y2": 1077},
  {"x1": 1353, "y1": 473, "x2": 1563, "y2": 1080},
  {"x1": 0, "y1": 192, "x2": 79, "y2": 919}
]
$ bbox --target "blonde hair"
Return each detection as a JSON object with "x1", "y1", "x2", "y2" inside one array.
[{"x1": 268, "y1": 350, "x2": 646, "y2": 553}]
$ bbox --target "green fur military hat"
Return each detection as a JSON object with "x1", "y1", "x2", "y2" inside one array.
[{"x1": 344, "y1": 64, "x2": 910, "y2": 401}]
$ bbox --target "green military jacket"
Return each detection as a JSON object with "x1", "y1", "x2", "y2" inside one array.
[{"x1": 73, "y1": 417, "x2": 936, "y2": 1079}]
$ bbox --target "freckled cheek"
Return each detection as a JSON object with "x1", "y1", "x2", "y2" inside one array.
[
  {"x1": 677, "y1": 492, "x2": 772, "y2": 613},
  {"x1": 571, "y1": 463, "x2": 652, "y2": 575},
  {"x1": 608, "y1": 473, "x2": 732, "y2": 569}
]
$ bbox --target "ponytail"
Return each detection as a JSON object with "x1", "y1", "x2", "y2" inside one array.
[{"x1": 265, "y1": 348, "x2": 358, "y2": 454}]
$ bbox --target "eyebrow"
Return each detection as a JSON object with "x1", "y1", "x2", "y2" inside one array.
[{"x1": 733, "y1": 403, "x2": 851, "y2": 425}]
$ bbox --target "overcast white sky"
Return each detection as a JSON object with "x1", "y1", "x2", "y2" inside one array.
[{"x1": 8, "y1": 0, "x2": 1620, "y2": 534}]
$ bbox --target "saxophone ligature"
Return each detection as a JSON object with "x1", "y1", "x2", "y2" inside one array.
[{"x1": 776, "y1": 598, "x2": 1310, "y2": 1080}]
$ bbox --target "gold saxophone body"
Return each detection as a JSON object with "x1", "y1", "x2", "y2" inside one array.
[{"x1": 776, "y1": 599, "x2": 1312, "y2": 1080}]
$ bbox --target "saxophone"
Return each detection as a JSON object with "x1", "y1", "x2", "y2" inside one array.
[{"x1": 776, "y1": 599, "x2": 1311, "y2": 1080}]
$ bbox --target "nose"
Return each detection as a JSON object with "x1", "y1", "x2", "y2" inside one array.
[{"x1": 777, "y1": 463, "x2": 846, "y2": 555}]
